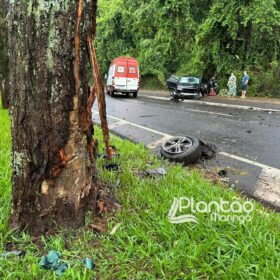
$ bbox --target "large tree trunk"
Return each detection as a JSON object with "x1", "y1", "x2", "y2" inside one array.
[{"x1": 8, "y1": 1, "x2": 100, "y2": 235}]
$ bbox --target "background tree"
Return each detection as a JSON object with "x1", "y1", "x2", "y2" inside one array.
[
  {"x1": 96, "y1": 0, "x2": 280, "y2": 96},
  {"x1": 197, "y1": 0, "x2": 280, "y2": 75},
  {"x1": 0, "y1": 0, "x2": 9, "y2": 108},
  {"x1": 8, "y1": 0, "x2": 109, "y2": 235}
]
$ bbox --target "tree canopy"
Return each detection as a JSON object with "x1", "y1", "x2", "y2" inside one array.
[
  {"x1": 96, "y1": 0, "x2": 280, "y2": 96},
  {"x1": 0, "y1": 0, "x2": 279, "y2": 96}
]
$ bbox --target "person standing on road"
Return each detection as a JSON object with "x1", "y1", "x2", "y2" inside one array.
[
  {"x1": 209, "y1": 76, "x2": 217, "y2": 96},
  {"x1": 241, "y1": 71, "x2": 249, "y2": 98},
  {"x1": 227, "y1": 73, "x2": 237, "y2": 97}
]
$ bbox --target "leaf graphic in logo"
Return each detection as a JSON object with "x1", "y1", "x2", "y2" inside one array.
[
  {"x1": 168, "y1": 198, "x2": 198, "y2": 224},
  {"x1": 169, "y1": 215, "x2": 198, "y2": 224}
]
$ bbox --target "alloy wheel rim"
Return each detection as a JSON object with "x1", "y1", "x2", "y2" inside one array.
[{"x1": 162, "y1": 137, "x2": 193, "y2": 154}]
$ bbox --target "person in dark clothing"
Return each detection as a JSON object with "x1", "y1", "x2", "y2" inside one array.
[
  {"x1": 209, "y1": 76, "x2": 217, "y2": 96},
  {"x1": 241, "y1": 71, "x2": 249, "y2": 98}
]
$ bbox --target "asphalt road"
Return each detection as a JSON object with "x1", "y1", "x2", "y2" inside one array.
[{"x1": 93, "y1": 93, "x2": 280, "y2": 208}]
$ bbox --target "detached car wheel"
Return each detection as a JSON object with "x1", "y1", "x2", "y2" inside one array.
[{"x1": 160, "y1": 136, "x2": 202, "y2": 164}]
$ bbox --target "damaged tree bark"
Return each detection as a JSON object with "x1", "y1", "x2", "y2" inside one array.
[
  {"x1": 0, "y1": 77, "x2": 9, "y2": 109},
  {"x1": 8, "y1": 0, "x2": 110, "y2": 235},
  {"x1": 87, "y1": 0, "x2": 112, "y2": 159}
]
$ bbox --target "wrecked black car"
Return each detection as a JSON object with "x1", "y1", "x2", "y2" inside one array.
[{"x1": 167, "y1": 75, "x2": 208, "y2": 101}]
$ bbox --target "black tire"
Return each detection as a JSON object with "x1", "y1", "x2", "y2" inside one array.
[
  {"x1": 126, "y1": 92, "x2": 130, "y2": 97},
  {"x1": 160, "y1": 136, "x2": 202, "y2": 165},
  {"x1": 170, "y1": 91, "x2": 178, "y2": 101},
  {"x1": 133, "y1": 91, "x2": 138, "y2": 98}
]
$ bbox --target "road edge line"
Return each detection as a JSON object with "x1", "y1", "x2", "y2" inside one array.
[{"x1": 141, "y1": 95, "x2": 280, "y2": 113}]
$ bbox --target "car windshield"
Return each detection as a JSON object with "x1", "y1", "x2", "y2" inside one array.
[{"x1": 179, "y1": 77, "x2": 199, "y2": 84}]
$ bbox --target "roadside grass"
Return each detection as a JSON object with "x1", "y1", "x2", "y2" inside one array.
[{"x1": 0, "y1": 106, "x2": 279, "y2": 279}]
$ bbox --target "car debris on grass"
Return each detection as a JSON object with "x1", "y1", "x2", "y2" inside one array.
[{"x1": 160, "y1": 136, "x2": 216, "y2": 165}]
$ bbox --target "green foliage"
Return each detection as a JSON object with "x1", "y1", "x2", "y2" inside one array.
[
  {"x1": 96, "y1": 0, "x2": 280, "y2": 96},
  {"x1": 246, "y1": 62, "x2": 280, "y2": 97},
  {"x1": 140, "y1": 75, "x2": 166, "y2": 90},
  {"x1": 96, "y1": 0, "x2": 197, "y2": 83},
  {"x1": 197, "y1": 0, "x2": 280, "y2": 76}
]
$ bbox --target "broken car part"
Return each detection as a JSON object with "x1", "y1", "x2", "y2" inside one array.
[
  {"x1": 147, "y1": 167, "x2": 167, "y2": 176},
  {"x1": 160, "y1": 136, "x2": 202, "y2": 165}
]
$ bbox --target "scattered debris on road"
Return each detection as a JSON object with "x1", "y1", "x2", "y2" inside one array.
[
  {"x1": 82, "y1": 258, "x2": 95, "y2": 270},
  {"x1": 0, "y1": 250, "x2": 26, "y2": 259},
  {"x1": 99, "y1": 145, "x2": 119, "y2": 159},
  {"x1": 103, "y1": 163, "x2": 119, "y2": 171},
  {"x1": 110, "y1": 223, "x2": 122, "y2": 235},
  {"x1": 200, "y1": 141, "x2": 216, "y2": 160},
  {"x1": 218, "y1": 169, "x2": 228, "y2": 177},
  {"x1": 39, "y1": 251, "x2": 95, "y2": 275},
  {"x1": 87, "y1": 223, "x2": 105, "y2": 234},
  {"x1": 96, "y1": 191, "x2": 122, "y2": 215},
  {"x1": 39, "y1": 250, "x2": 69, "y2": 276},
  {"x1": 147, "y1": 167, "x2": 167, "y2": 177},
  {"x1": 160, "y1": 136, "x2": 216, "y2": 165}
]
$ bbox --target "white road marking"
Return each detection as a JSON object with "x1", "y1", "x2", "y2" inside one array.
[
  {"x1": 219, "y1": 152, "x2": 279, "y2": 171},
  {"x1": 183, "y1": 108, "x2": 232, "y2": 117},
  {"x1": 104, "y1": 114, "x2": 171, "y2": 137},
  {"x1": 142, "y1": 96, "x2": 168, "y2": 101},
  {"x1": 142, "y1": 95, "x2": 280, "y2": 113},
  {"x1": 125, "y1": 97, "x2": 233, "y2": 117}
]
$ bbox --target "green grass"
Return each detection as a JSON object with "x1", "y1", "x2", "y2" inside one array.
[{"x1": 0, "y1": 106, "x2": 279, "y2": 279}]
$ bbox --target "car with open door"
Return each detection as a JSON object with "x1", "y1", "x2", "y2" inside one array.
[{"x1": 167, "y1": 75, "x2": 207, "y2": 101}]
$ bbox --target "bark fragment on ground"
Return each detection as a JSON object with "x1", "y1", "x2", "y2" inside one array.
[{"x1": 87, "y1": 0, "x2": 112, "y2": 159}]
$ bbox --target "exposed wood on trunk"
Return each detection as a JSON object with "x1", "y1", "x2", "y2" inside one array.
[
  {"x1": 0, "y1": 78, "x2": 9, "y2": 109},
  {"x1": 8, "y1": 0, "x2": 103, "y2": 235},
  {"x1": 74, "y1": 0, "x2": 83, "y2": 97},
  {"x1": 87, "y1": 0, "x2": 112, "y2": 159}
]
